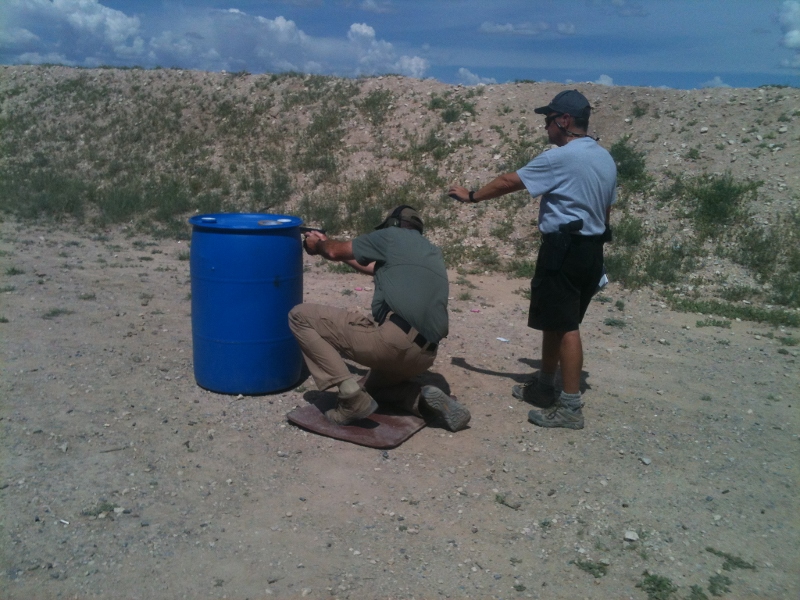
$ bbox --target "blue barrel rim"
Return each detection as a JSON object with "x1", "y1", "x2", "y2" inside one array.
[{"x1": 188, "y1": 212, "x2": 304, "y2": 232}]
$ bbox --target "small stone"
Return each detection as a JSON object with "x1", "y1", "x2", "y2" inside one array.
[
  {"x1": 640, "y1": 457, "x2": 652, "y2": 465},
  {"x1": 624, "y1": 530, "x2": 639, "y2": 541}
]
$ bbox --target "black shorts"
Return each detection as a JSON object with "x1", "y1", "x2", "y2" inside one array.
[{"x1": 527, "y1": 236, "x2": 604, "y2": 332}]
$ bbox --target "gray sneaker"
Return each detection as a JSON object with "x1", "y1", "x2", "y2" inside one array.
[
  {"x1": 528, "y1": 403, "x2": 584, "y2": 430},
  {"x1": 420, "y1": 386, "x2": 471, "y2": 432},
  {"x1": 512, "y1": 380, "x2": 556, "y2": 408}
]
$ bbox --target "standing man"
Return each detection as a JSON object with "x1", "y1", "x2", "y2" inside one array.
[
  {"x1": 288, "y1": 205, "x2": 471, "y2": 432},
  {"x1": 448, "y1": 90, "x2": 616, "y2": 430}
]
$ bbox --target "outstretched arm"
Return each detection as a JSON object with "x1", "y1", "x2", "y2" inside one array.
[
  {"x1": 303, "y1": 232, "x2": 375, "y2": 275},
  {"x1": 448, "y1": 172, "x2": 525, "y2": 204}
]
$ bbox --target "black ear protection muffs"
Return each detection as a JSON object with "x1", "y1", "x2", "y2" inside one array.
[{"x1": 385, "y1": 204, "x2": 415, "y2": 228}]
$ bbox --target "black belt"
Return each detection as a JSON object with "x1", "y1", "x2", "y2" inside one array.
[{"x1": 388, "y1": 313, "x2": 437, "y2": 352}]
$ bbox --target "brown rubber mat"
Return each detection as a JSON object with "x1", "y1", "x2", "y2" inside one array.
[{"x1": 286, "y1": 391, "x2": 426, "y2": 449}]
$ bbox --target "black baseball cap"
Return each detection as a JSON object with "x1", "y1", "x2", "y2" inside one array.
[{"x1": 534, "y1": 90, "x2": 591, "y2": 119}]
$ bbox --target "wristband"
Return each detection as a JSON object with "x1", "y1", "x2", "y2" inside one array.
[{"x1": 469, "y1": 191, "x2": 476, "y2": 203}]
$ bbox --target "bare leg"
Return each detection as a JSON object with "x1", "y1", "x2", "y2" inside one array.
[{"x1": 540, "y1": 329, "x2": 582, "y2": 394}]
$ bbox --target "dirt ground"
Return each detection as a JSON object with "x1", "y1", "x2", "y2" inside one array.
[{"x1": 0, "y1": 218, "x2": 797, "y2": 600}]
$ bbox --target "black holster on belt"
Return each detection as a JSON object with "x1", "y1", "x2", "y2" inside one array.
[{"x1": 539, "y1": 219, "x2": 583, "y2": 271}]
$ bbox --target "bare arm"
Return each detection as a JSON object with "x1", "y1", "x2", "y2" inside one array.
[
  {"x1": 343, "y1": 259, "x2": 375, "y2": 275},
  {"x1": 448, "y1": 172, "x2": 526, "y2": 204},
  {"x1": 303, "y1": 232, "x2": 375, "y2": 274}
]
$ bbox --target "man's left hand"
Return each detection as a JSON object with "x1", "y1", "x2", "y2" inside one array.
[
  {"x1": 447, "y1": 185, "x2": 471, "y2": 203},
  {"x1": 302, "y1": 231, "x2": 327, "y2": 255}
]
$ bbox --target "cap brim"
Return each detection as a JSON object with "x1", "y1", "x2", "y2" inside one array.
[{"x1": 533, "y1": 105, "x2": 552, "y2": 114}]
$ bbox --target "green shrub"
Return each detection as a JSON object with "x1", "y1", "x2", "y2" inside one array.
[
  {"x1": 613, "y1": 213, "x2": 645, "y2": 246},
  {"x1": 358, "y1": 89, "x2": 394, "y2": 126},
  {"x1": 610, "y1": 136, "x2": 651, "y2": 192},
  {"x1": 681, "y1": 172, "x2": 760, "y2": 238}
]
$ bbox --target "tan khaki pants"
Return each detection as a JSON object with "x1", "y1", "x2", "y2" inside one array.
[{"x1": 288, "y1": 304, "x2": 436, "y2": 414}]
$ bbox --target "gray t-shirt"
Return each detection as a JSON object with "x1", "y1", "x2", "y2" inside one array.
[
  {"x1": 352, "y1": 227, "x2": 449, "y2": 343},
  {"x1": 517, "y1": 137, "x2": 617, "y2": 235}
]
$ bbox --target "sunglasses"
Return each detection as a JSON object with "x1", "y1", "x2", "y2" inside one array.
[{"x1": 544, "y1": 114, "x2": 563, "y2": 127}]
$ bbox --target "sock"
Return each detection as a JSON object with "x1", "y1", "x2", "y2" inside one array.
[
  {"x1": 559, "y1": 391, "x2": 583, "y2": 411},
  {"x1": 539, "y1": 372, "x2": 556, "y2": 388},
  {"x1": 338, "y1": 378, "x2": 360, "y2": 397}
]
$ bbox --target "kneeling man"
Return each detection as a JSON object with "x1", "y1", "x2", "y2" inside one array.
[{"x1": 289, "y1": 205, "x2": 470, "y2": 431}]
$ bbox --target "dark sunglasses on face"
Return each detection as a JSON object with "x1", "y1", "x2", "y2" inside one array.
[{"x1": 545, "y1": 114, "x2": 562, "y2": 127}]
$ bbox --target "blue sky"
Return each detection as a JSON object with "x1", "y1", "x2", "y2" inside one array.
[{"x1": 1, "y1": 0, "x2": 798, "y2": 89}]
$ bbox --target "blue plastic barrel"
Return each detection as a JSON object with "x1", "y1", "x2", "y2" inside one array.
[{"x1": 189, "y1": 213, "x2": 304, "y2": 394}]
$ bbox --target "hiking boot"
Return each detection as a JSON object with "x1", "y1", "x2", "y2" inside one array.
[
  {"x1": 420, "y1": 386, "x2": 471, "y2": 432},
  {"x1": 325, "y1": 387, "x2": 378, "y2": 426},
  {"x1": 512, "y1": 380, "x2": 557, "y2": 408},
  {"x1": 528, "y1": 402, "x2": 584, "y2": 430}
]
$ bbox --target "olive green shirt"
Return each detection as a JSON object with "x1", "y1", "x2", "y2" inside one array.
[{"x1": 352, "y1": 227, "x2": 449, "y2": 343}]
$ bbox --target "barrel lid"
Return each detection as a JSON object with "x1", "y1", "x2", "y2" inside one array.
[{"x1": 188, "y1": 213, "x2": 303, "y2": 231}]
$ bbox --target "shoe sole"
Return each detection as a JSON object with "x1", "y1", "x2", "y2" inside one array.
[
  {"x1": 421, "y1": 386, "x2": 471, "y2": 432},
  {"x1": 528, "y1": 409, "x2": 584, "y2": 430},
  {"x1": 325, "y1": 398, "x2": 379, "y2": 426}
]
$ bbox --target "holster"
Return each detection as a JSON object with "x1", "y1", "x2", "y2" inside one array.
[{"x1": 539, "y1": 219, "x2": 584, "y2": 271}]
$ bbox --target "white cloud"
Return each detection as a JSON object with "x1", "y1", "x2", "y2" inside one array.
[
  {"x1": 595, "y1": 74, "x2": 614, "y2": 86},
  {"x1": 0, "y1": 27, "x2": 40, "y2": 47},
  {"x1": 3, "y1": 0, "x2": 145, "y2": 65},
  {"x1": 479, "y1": 21, "x2": 550, "y2": 36},
  {"x1": 701, "y1": 76, "x2": 730, "y2": 88},
  {"x1": 360, "y1": 0, "x2": 393, "y2": 14},
  {"x1": 0, "y1": 2, "x2": 428, "y2": 78},
  {"x1": 779, "y1": 1, "x2": 800, "y2": 68},
  {"x1": 456, "y1": 67, "x2": 496, "y2": 86},
  {"x1": 557, "y1": 22, "x2": 576, "y2": 35}
]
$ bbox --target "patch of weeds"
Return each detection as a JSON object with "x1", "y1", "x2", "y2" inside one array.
[
  {"x1": 686, "y1": 584, "x2": 709, "y2": 600},
  {"x1": 81, "y1": 501, "x2": 118, "y2": 517},
  {"x1": 683, "y1": 172, "x2": 760, "y2": 239},
  {"x1": 631, "y1": 101, "x2": 649, "y2": 118},
  {"x1": 778, "y1": 335, "x2": 798, "y2": 346},
  {"x1": 696, "y1": 318, "x2": 731, "y2": 328},
  {"x1": 0, "y1": 316, "x2": 8, "y2": 323},
  {"x1": 42, "y1": 308, "x2": 73, "y2": 319},
  {"x1": 705, "y1": 546, "x2": 756, "y2": 571},
  {"x1": 707, "y1": 574, "x2": 732, "y2": 596},
  {"x1": 455, "y1": 275, "x2": 477, "y2": 289},
  {"x1": 539, "y1": 519, "x2": 552, "y2": 529},
  {"x1": 494, "y1": 494, "x2": 521, "y2": 510},
  {"x1": 327, "y1": 262, "x2": 352, "y2": 274},
  {"x1": 513, "y1": 583, "x2": 526, "y2": 592},
  {"x1": 716, "y1": 339, "x2": 730, "y2": 346},
  {"x1": 78, "y1": 292, "x2": 96, "y2": 300},
  {"x1": 341, "y1": 288, "x2": 354, "y2": 296},
  {"x1": 719, "y1": 285, "x2": 759, "y2": 302},
  {"x1": 506, "y1": 259, "x2": 536, "y2": 279},
  {"x1": 610, "y1": 136, "x2": 651, "y2": 193},
  {"x1": 685, "y1": 147, "x2": 702, "y2": 160},
  {"x1": 615, "y1": 300, "x2": 625, "y2": 311},
  {"x1": 5, "y1": 266, "x2": 25, "y2": 275},
  {"x1": 0, "y1": 285, "x2": 16, "y2": 293},
  {"x1": 514, "y1": 287, "x2": 531, "y2": 300},
  {"x1": 665, "y1": 295, "x2": 800, "y2": 328},
  {"x1": 604, "y1": 317, "x2": 626, "y2": 328},
  {"x1": 595, "y1": 294, "x2": 611, "y2": 303},
  {"x1": 575, "y1": 560, "x2": 607, "y2": 578},
  {"x1": 458, "y1": 292, "x2": 473, "y2": 301},
  {"x1": 636, "y1": 571, "x2": 678, "y2": 600},
  {"x1": 614, "y1": 213, "x2": 646, "y2": 246},
  {"x1": 357, "y1": 89, "x2": 394, "y2": 126},
  {"x1": 701, "y1": 394, "x2": 712, "y2": 401}
]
